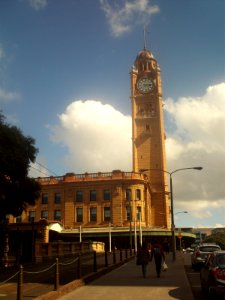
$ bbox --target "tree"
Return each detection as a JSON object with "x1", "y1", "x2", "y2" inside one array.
[
  {"x1": 203, "y1": 231, "x2": 225, "y2": 250},
  {"x1": 0, "y1": 112, "x2": 41, "y2": 221}
]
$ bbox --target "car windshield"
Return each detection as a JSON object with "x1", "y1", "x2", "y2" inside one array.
[
  {"x1": 199, "y1": 246, "x2": 220, "y2": 252},
  {"x1": 216, "y1": 254, "x2": 225, "y2": 268}
]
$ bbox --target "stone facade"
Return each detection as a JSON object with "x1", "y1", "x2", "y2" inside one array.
[
  {"x1": 130, "y1": 48, "x2": 170, "y2": 228},
  {"x1": 11, "y1": 46, "x2": 170, "y2": 232},
  {"x1": 18, "y1": 170, "x2": 153, "y2": 229}
]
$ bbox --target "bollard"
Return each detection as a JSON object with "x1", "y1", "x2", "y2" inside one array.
[
  {"x1": 105, "y1": 250, "x2": 108, "y2": 267},
  {"x1": 54, "y1": 258, "x2": 59, "y2": 291},
  {"x1": 77, "y1": 254, "x2": 82, "y2": 279},
  {"x1": 120, "y1": 249, "x2": 122, "y2": 261},
  {"x1": 125, "y1": 248, "x2": 128, "y2": 259},
  {"x1": 93, "y1": 251, "x2": 97, "y2": 272},
  {"x1": 17, "y1": 265, "x2": 23, "y2": 300},
  {"x1": 130, "y1": 247, "x2": 132, "y2": 256},
  {"x1": 113, "y1": 249, "x2": 116, "y2": 264}
]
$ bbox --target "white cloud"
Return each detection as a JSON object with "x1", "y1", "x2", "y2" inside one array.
[
  {"x1": 100, "y1": 0, "x2": 160, "y2": 37},
  {"x1": 49, "y1": 100, "x2": 132, "y2": 173},
  {"x1": 48, "y1": 83, "x2": 225, "y2": 226},
  {"x1": 27, "y1": 0, "x2": 48, "y2": 10},
  {"x1": 164, "y1": 82, "x2": 225, "y2": 222},
  {"x1": 0, "y1": 88, "x2": 21, "y2": 102}
]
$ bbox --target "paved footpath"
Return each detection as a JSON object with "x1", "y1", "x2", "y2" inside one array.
[{"x1": 58, "y1": 252, "x2": 194, "y2": 300}]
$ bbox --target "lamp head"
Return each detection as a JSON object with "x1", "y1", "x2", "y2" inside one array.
[
  {"x1": 193, "y1": 167, "x2": 203, "y2": 170},
  {"x1": 139, "y1": 169, "x2": 149, "y2": 172}
]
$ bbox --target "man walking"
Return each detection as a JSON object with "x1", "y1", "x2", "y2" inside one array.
[{"x1": 150, "y1": 239, "x2": 165, "y2": 278}]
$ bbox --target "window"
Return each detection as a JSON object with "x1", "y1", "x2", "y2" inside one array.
[
  {"x1": 90, "y1": 207, "x2": 97, "y2": 222},
  {"x1": 126, "y1": 206, "x2": 131, "y2": 221},
  {"x1": 103, "y1": 190, "x2": 111, "y2": 201},
  {"x1": 136, "y1": 189, "x2": 141, "y2": 200},
  {"x1": 76, "y1": 208, "x2": 83, "y2": 222},
  {"x1": 42, "y1": 193, "x2": 48, "y2": 204},
  {"x1": 28, "y1": 211, "x2": 35, "y2": 222},
  {"x1": 16, "y1": 216, "x2": 22, "y2": 223},
  {"x1": 76, "y1": 191, "x2": 83, "y2": 202},
  {"x1": 90, "y1": 190, "x2": 97, "y2": 201},
  {"x1": 104, "y1": 207, "x2": 111, "y2": 222},
  {"x1": 137, "y1": 206, "x2": 141, "y2": 220},
  {"x1": 54, "y1": 193, "x2": 61, "y2": 204},
  {"x1": 126, "y1": 189, "x2": 132, "y2": 201},
  {"x1": 41, "y1": 210, "x2": 48, "y2": 219},
  {"x1": 54, "y1": 210, "x2": 61, "y2": 221}
]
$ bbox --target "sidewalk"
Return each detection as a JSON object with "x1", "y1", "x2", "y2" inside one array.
[{"x1": 57, "y1": 252, "x2": 194, "y2": 300}]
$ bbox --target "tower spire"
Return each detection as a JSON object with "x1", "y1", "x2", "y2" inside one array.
[{"x1": 143, "y1": 25, "x2": 148, "y2": 50}]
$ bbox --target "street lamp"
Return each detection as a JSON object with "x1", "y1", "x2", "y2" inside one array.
[
  {"x1": 128, "y1": 199, "x2": 132, "y2": 251},
  {"x1": 109, "y1": 222, "x2": 112, "y2": 252},
  {"x1": 140, "y1": 166, "x2": 203, "y2": 261},
  {"x1": 175, "y1": 211, "x2": 188, "y2": 215}
]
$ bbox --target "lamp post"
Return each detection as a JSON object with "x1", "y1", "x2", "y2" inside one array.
[
  {"x1": 139, "y1": 211, "x2": 142, "y2": 247},
  {"x1": 79, "y1": 225, "x2": 82, "y2": 243},
  {"x1": 109, "y1": 222, "x2": 112, "y2": 252},
  {"x1": 140, "y1": 166, "x2": 203, "y2": 261},
  {"x1": 128, "y1": 198, "x2": 132, "y2": 251},
  {"x1": 175, "y1": 211, "x2": 188, "y2": 215},
  {"x1": 134, "y1": 217, "x2": 137, "y2": 253}
]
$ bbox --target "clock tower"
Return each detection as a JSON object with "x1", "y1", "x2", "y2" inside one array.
[{"x1": 130, "y1": 46, "x2": 170, "y2": 228}]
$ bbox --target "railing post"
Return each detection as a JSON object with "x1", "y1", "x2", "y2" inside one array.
[
  {"x1": 17, "y1": 264, "x2": 23, "y2": 300},
  {"x1": 105, "y1": 249, "x2": 108, "y2": 267},
  {"x1": 77, "y1": 254, "x2": 82, "y2": 279},
  {"x1": 54, "y1": 258, "x2": 59, "y2": 291},
  {"x1": 113, "y1": 249, "x2": 116, "y2": 264},
  {"x1": 120, "y1": 249, "x2": 122, "y2": 261},
  {"x1": 93, "y1": 251, "x2": 97, "y2": 272}
]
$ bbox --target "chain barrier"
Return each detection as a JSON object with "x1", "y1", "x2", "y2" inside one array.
[
  {"x1": 59, "y1": 256, "x2": 79, "y2": 266},
  {"x1": 0, "y1": 249, "x2": 134, "y2": 298},
  {"x1": 0, "y1": 271, "x2": 20, "y2": 285},
  {"x1": 23, "y1": 262, "x2": 56, "y2": 274}
]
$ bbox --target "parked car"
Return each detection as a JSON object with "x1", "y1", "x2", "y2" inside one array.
[
  {"x1": 200, "y1": 250, "x2": 225, "y2": 298},
  {"x1": 191, "y1": 243, "x2": 221, "y2": 270}
]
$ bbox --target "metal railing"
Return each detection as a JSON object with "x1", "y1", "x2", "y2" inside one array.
[{"x1": 0, "y1": 248, "x2": 134, "y2": 300}]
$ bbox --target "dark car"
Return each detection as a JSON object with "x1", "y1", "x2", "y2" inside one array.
[
  {"x1": 200, "y1": 250, "x2": 225, "y2": 298},
  {"x1": 191, "y1": 243, "x2": 221, "y2": 270}
]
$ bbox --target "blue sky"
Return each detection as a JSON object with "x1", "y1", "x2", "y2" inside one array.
[{"x1": 0, "y1": 0, "x2": 224, "y2": 229}]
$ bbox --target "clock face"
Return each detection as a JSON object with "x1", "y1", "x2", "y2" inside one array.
[{"x1": 137, "y1": 77, "x2": 153, "y2": 93}]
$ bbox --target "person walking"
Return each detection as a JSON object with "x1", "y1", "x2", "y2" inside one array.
[
  {"x1": 163, "y1": 238, "x2": 170, "y2": 254},
  {"x1": 136, "y1": 242, "x2": 150, "y2": 278},
  {"x1": 150, "y1": 239, "x2": 165, "y2": 278}
]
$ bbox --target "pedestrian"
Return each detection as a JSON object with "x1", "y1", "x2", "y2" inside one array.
[
  {"x1": 150, "y1": 239, "x2": 165, "y2": 278},
  {"x1": 136, "y1": 242, "x2": 150, "y2": 278},
  {"x1": 163, "y1": 238, "x2": 170, "y2": 254}
]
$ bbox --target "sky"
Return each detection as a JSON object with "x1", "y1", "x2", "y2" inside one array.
[{"x1": 0, "y1": 0, "x2": 224, "y2": 229}]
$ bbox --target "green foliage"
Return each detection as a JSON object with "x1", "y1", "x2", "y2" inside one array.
[
  {"x1": 0, "y1": 112, "x2": 41, "y2": 220},
  {"x1": 203, "y1": 231, "x2": 225, "y2": 250}
]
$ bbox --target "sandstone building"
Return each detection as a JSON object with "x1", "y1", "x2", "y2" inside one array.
[{"x1": 11, "y1": 45, "x2": 171, "y2": 247}]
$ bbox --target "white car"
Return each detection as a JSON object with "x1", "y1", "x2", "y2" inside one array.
[{"x1": 191, "y1": 243, "x2": 221, "y2": 270}]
